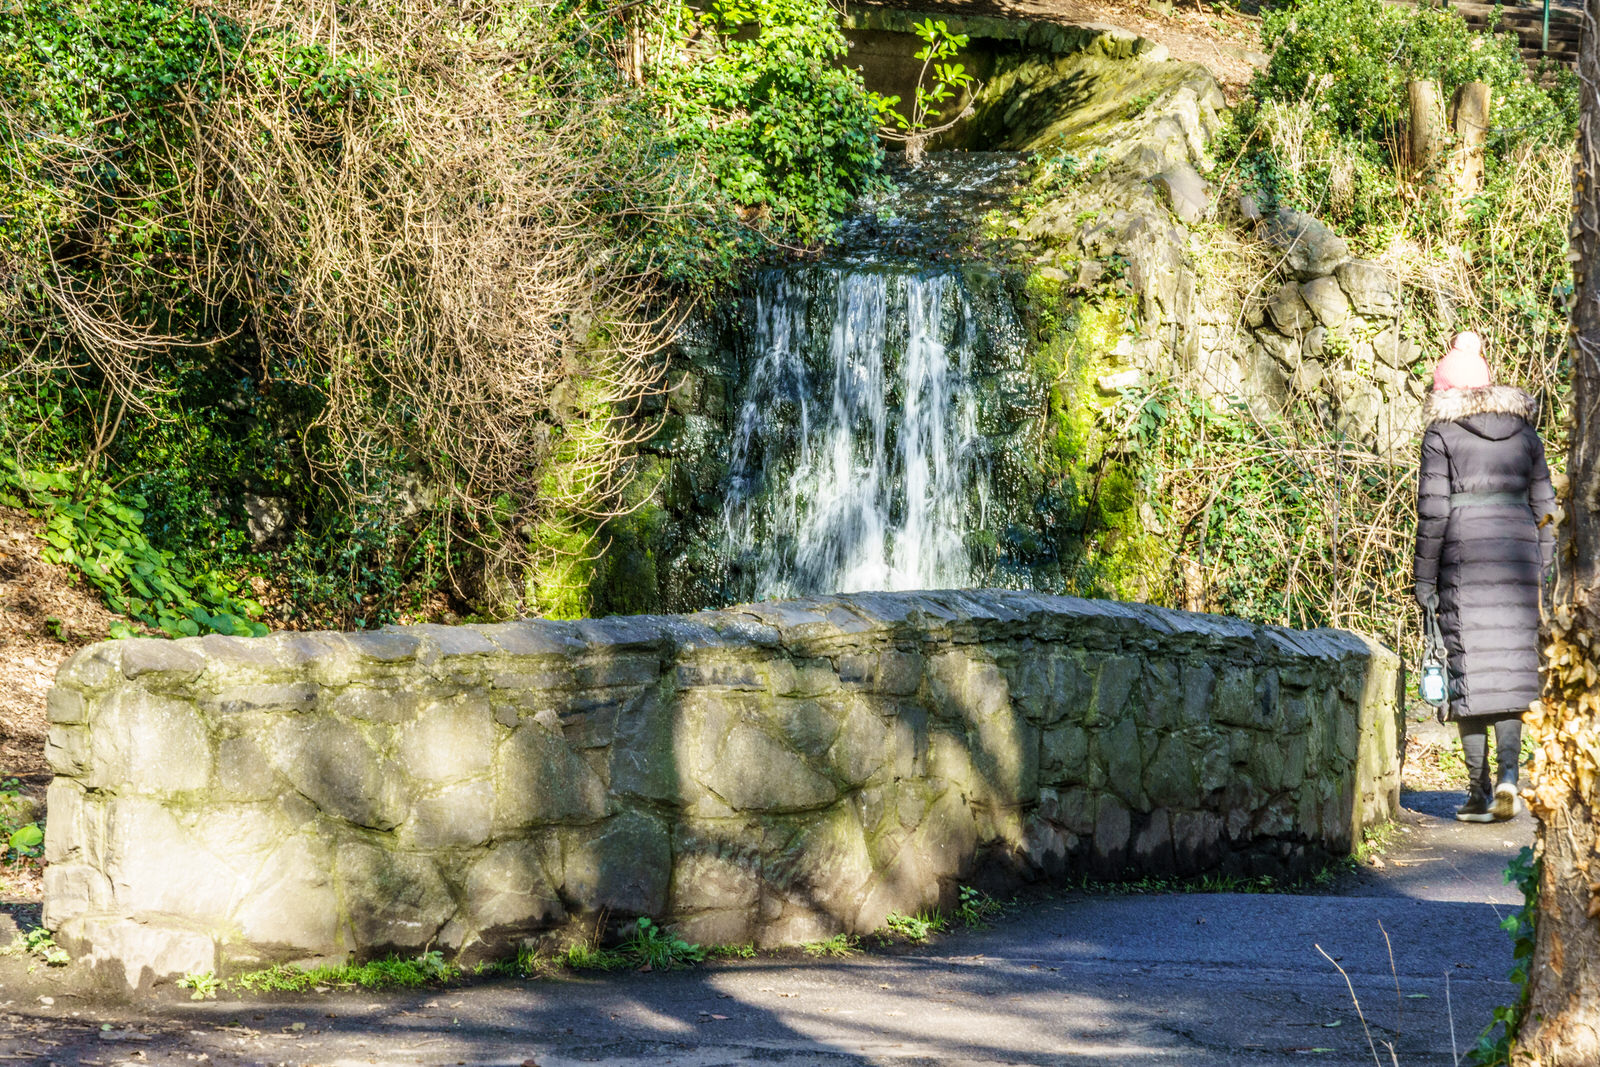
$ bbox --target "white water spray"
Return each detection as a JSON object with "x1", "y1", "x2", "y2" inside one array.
[{"x1": 721, "y1": 267, "x2": 983, "y2": 598}]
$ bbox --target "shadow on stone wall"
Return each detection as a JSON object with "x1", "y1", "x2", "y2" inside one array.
[{"x1": 41, "y1": 590, "x2": 1399, "y2": 990}]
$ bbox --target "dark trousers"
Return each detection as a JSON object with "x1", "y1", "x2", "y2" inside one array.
[{"x1": 1458, "y1": 718, "x2": 1523, "y2": 797}]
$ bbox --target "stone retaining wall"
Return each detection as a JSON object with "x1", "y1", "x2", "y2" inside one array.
[{"x1": 43, "y1": 591, "x2": 1401, "y2": 989}]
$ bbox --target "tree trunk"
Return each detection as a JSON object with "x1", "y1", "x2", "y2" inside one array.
[
  {"x1": 1449, "y1": 81, "x2": 1491, "y2": 199},
  {"x1": 1408, "y1": 79, "x2": 1446, "y2": 184},
  {"x1": 1514, "y1": 3, "x2": 1600, "y2": 1062}
]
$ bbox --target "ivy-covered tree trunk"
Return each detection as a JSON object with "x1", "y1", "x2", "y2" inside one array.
[{"x1": 1516, "y1": 2, "x2": 1600, "y2": 1061}]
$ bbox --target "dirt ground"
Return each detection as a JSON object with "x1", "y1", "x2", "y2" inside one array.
[{"x1": 0, "y1": 505, "x2": 126, "y2": 912}]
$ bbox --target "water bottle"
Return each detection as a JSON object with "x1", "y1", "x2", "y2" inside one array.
[{"x1": 1421, "y1": 663, "x2": 1447, "y2": 705}]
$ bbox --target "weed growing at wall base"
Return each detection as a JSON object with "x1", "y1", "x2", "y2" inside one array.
[
  {"x1": 882, "y1": 911, "x2": 948, "y2": 943},
  {"x1": 802, "y1": 934, "x2": 858, "y2": 957},
  {"x1": 3, "y1": 928, "x2": 69, "y2": 967},
  {"x1": 178, "y1": 971, "x2": 219, "y2": 1000},
  {"x1": 231, "y1": 951, "x2": 457, "y2": 993}
]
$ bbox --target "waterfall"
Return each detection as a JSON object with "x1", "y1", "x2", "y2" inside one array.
[{"x1": 720, "y1": 266, "x2": 987, "y2": 599}]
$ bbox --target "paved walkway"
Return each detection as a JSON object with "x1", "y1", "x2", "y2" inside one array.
[{"x1": 0, "y1": 780, "x2": 1531, "y2": 1067}]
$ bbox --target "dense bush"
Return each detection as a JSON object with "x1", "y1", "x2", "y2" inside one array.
[
  {"x1": 0, "y1": 0, "x2": 884, "y2": 629},
  {"x1": 645, "y1": 0, "x2": 884, "y2": 237},
  {"x1": 1226, "y1": 0, "x2": 1575, "y2": 235}
]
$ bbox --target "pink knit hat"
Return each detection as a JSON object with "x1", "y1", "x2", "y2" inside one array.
[{"x1": 1433, "y1": 331, "x2": 1491, "y2": 390}]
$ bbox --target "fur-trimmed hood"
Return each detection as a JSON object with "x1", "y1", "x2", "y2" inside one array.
[{"x1": 1423, "y1": 385, "x2": 1539, "y2": 426}]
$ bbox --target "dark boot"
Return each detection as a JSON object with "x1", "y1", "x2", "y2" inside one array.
[
  {"x1": 1456, "y1": 788, "x2": 1495, "y2": 823},
  {"x1": 1457, "y1": 723, "x2": 1495, "y2": 823}
]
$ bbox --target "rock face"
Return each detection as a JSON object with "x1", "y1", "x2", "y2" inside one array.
[{"x1": 45, "y1": 592, "x2": 1401, "y2": 989}]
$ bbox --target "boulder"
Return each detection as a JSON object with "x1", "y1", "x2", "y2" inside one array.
[
  {"x1": 1151, "y1": 163, "x2": 1208, "y2": 225},
  {"x1": 1336, "y1": 259, "x2": 1398, "y2": 318},
  {"x1": 1371, "y1": 326, "x2": 1420, "y2": 369},
  {"x1": 1256, "y1": 329, "x2": 1300, "y2": 370},
  {"x1": 1299, "y1": 276, "x2": 1350, "y2": 330},
  {"x1": 1265, "y1": 282, "x2": 1314, "y2": 334},
  {"x1": 1261, "y1": 209, "x2": 1350, "y2": 278}
]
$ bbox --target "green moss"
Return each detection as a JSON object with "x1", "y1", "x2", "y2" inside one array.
[
  {"x1": 590, "y1": 499, "x2": 668, "y2": 617},
  {"x1": 1011, "y1": 272, "x2": 1176, "y2": 605}
]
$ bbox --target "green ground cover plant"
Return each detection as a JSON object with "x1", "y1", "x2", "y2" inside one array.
[
  {"x1": 0, "y1": 779, "x2": 41, "y2": 866},
  {"x1": 232, "y1": 951, "x2": 458, "y2": 993}
]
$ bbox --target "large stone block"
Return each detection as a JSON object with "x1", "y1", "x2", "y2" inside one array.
[
  {"x1": 405, "y1": 780, "x2": 494, "y2": 849},
  {"x1": 61, "y1": 916, "x2": 216, "y2": 992},
  {"x1": 702, "y1": 724, "x2": 838, "y2": 813},
  {"x1": 277, "y1": 718, "x2": 406, "y2": 831},
  {"x1": 463, "y1": 841, "x2": 567, "y2": 942},
  {"x1": 1096, "y1": 716, "x2": 1144, "y2": 806},
  {"x1": 1261, "y1": 209, "x2": 1350, "y2": 278},
  {"x1": 1090, "y1": 656, "x2": 1141, "y2": 725},
  {"x1": 337, "y1": 844, "x2": 455, "y2": 952},
  {"x1": 398, "y1": 697, "x2": 495, "y2": 783},
  {"x1": 1335, "y1": 259, "x2": 1398, "y2": 317},
  {"x1": 90, "y1": 690, "x2": 213, "y2": 794},
  {"x1": 1299, "y1": 275, "x2": 1349, "y2": 330},
  {"x1": 561, "y1": 811, "x2": 671, "y2": 916},
  {"x1": 103, "y1": 798, "x2": 236, "y2": 922},
  {"x1": 233, "y1": 835, "x2": 340, "y2": 956},
  {"x1": 495, "y1": 722, "x2": 607, "y2": 829}
]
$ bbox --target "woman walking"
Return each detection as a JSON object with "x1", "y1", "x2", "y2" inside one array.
[{"x1": 1414, "y1": 331, "x2": 1555, "y2": 822}]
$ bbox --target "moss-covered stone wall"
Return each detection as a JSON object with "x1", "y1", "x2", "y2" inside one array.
[{"x1": 45, "y1": 591, "x2": 1400, "y2": 989}]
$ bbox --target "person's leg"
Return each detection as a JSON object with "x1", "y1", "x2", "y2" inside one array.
[
  {"x1": 1491, "y1": 717, "x2": 1523, "y2": 820},
  {"x1": 1456, "y1": 721, "x2": 1494, "y2": 822}
]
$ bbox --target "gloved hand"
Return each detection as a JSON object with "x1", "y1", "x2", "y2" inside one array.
[{"x1": 1414, "y1": 581, "x2": 1438, "y2": 611}]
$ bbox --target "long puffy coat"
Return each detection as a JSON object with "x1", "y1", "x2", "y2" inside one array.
[{"x1": 1413, "y1": 385, "x2": 1555, "y2": 721}]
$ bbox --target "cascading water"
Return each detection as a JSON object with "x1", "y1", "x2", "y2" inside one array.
[{"x1": 720, "y1": 265, "x2": 992, "y2": 599}]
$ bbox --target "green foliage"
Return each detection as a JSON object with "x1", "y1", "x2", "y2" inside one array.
[
  {"x1": 4, "y1": 0, "x2": 887, "y2": 632},
  {"x1": 559, "y1": 940, "x2": 629, "y2": 972},
  {"x1": 621, "y1": 916, "x2": 705, "y2": 970},
  {"x1": 1225, "y1": 0, "x2": 1576, "y2": 235},
  {"x1": 1467, "y1": 847, "x2": 1539, "y2": 1065},
  {"x1": 955, "y1": 886, "x2": 1003, "y2": 929},
  {"x1": 1254, "y1": 0, "x2": 1573, "y2": 156},
  {"x1": 1350, "y1": 821, "x2": 1399, "y2": 868},
  {"x1": 705, "y1": 942, "x2": 758, "y2": 959},
  {"x1": 870, "y1": 19, "x2": 975, "y2": 138},
  {"x1": 18, "y1": 927, "x2": 69, "y2": 966},
  {"x1": 0, "y1": 460, "x2": 266, "y2": 638},
  {"x1": 178, "y1": 971, "x2": 220, "y2": 1000},
  {"x1": 801, "y1": 933, "x2": 857, "y2": 957},
  {"x1": 882, "y1": 910, "x2": 947, "y2": 943},
  {"x1": 647, "y1": 0, "x2": 883, "y2": 236},
  {"x1": 232, "y1": 950, "x2": 458, "y2": 993},
  {"x1": 0, "y1": 778, "x2": 42, "y2": 864}
]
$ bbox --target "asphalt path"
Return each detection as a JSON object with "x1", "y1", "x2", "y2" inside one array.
[{"x1": 0, "y1": 784, "x2": 1531, "y2": 1067}]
